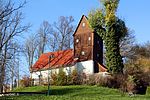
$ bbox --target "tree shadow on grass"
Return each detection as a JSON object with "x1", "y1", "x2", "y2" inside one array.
[{"x1": 41, "y1": 86, "x2": 85, "y2": 95}]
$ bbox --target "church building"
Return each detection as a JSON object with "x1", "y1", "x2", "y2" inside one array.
[{"x1": 30, "y1": 15, "x2": 107, "y2": 84}]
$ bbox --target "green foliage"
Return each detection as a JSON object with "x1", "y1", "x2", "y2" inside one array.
[
  {"x1": 66, "y1": 74, "x2": 72, "y2": 85},
  {"x1": 56, "y1": 68, "x2": 67, "y2": 86},
  {"x1": 51, "y1": 72, "x2": 57, "y2": 85},
  {"x1": 50, "y1": 68, "x2": 67, "y2": 86},
  {"x1": 89, "y1": 0, "x2": 127, "y2": 74},
  {"x1": 71, "y1": 69, "x2": 79, "y2": 85},
  {"x1": 146, "y1": 87, "x2": 150, "y2": 95},
  {"x1": 50, "y1": 68, "x2": 85, "y2": 85},
  {"x1": 126, "y1": 75, "x2": 136, "y2": 93}
]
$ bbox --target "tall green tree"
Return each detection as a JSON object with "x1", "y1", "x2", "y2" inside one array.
[{"x1": 89, "y1": 0, "x2": 127, "y2": 74}]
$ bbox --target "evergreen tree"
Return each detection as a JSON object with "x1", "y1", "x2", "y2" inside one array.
[
  {"x1": 89, "y1": 0, "x2": 127, "y2": 74},
  {"x1": 57, "y1": 68, "x2": 67, "y2": 86}
]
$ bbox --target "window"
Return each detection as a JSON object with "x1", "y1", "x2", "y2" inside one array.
[
  {"x1": 75, "y1": 35, "x2": 81, "y2": 48},
  {"x1": 97, "y1": 54, "x2": 99, "y2": 57},
  {"x1": 88, "y1": 37, "x2": 91, "y2": 41},
  {"x1": 88, "y1": 33, "x2": 91, "y2": 46},
  {"x1": 76, "y1": 39, "x2": 79, "y2": 43},
  {"x1": 81, "y1": 51, "x2": 85, "y2": 56},
  {"x1": 82, "y1": 22, "x2": 85, "y2": 27}
]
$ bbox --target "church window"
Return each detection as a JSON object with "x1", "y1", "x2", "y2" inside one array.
[
  {"x1": 76, "y1": 39, "x2": 79, "y2": 43},
  {"x1": 88, "y1": 37, "x2": 91, "y2": 41},
  {"x1": 82, "y1": 22, "x2": 85, "y2": 27},
  {"x1": 88, "y1": 34, "x2": 91, "y2": 46},
  {"x1": 97, "y1": 54, "x2": 100, "y2": 57},
  {"x1": 81, "y1": 51, "x2": 85, "y2": 56}
]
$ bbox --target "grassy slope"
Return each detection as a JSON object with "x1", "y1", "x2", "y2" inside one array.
[{"x1": 1, "y1": 85, "x2": 150, "y2": 100}]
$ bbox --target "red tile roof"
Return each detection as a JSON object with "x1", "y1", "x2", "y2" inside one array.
[
  {"x1": 31, "y1": 49, "x2": 107, "y2": 72},
  {"x1": 31, "y1": 49, "x2": 75, "y2": 72}
]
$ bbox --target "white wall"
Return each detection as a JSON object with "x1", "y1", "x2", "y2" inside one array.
[
  {"x1": 75, "y1": 60, "x2": 94, "y2": 74},
  {"x1": 30, "y1": 60, "x2": 94, "y2": 85},
  {"x1": 30, "y1": 65, "x2": 76, "y2": 81}
]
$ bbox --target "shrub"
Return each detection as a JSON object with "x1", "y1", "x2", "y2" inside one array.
[
  {"x1": 146, "y1": 87, "x2": 150, "y2": 95},
  {"x1": 71, "y1": 69, "x2": 80, "y2": 85},
  {"x1": 20, "y1": 75, "x2": 32, "y2": 87},
  {"x1": 80, "y1": 72, "x2": 87, "y2": 85},
  {"x1": 126, "y1": 75, "x2": 136, "y2": 93},
  {"x1": 123, "y1": 61, "x2": 150, "y2": 94},
  {"x1": 85, "y1": 73, "x2": 112, "y2": 87},
  {"x1": 50, "y1": 72, "x2": 57, "y2": 85},
  {"x1": 66, "y1": 74, "x2": 73, "y2": 85},
  {"x1": 86, "y1": 74, "x2": 95, "y2": 85},
  {"x1": 56, "y1": 68, "x2": 67, "y2": 86}
]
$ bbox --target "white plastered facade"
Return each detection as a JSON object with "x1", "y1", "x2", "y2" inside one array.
[{"x1": 30, "y1": 60, "x2": 94, "y2": 85}]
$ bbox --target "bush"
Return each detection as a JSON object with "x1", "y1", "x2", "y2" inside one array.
[
  {"x1": 86, "y1": 74, "x2": 95, "y2": 85},
  {"x1": 56, "y1": 68, "x2": 67, "y2": 86},
  {"x1": 51, "y1": 72, "x2": 57, "y2": 85},
  {"x1": 126, "y1": 75, "x2": 136, "y2": 93},
  {"x1": 122, "y1": 62, "x2": 150, "y2": 94},
  {"x1": 71, "y1": 69, "x2": 78, "y2": 84},
  {"x1": 71, "y1": 69, "x2": 84, "y2": 85},
  {"x1": 50, "y1": 68, "x2": 87, "y2": 86},
  {"x1": 20, "y1": 75, "x2": 32, "y2": 87},
  {"x1": 85, "y1": 73, "x2": 112, "y2": 87},
  {"x1": 66, "y1": 74, "x2": 73, "y2": 85},
  {"x1": 146, "y1": 87, "x2": 150, "y2": 95}
]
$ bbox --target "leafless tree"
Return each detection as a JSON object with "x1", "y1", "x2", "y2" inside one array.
[
  {"x1": 51, "y1": 16, "x2": 74, "y2": 51},
  {"x1": 23, "y1": 34, "x2": 38, "y2": 71},
  {"x1": 130, "y1": 41, "x2": 150, "y2": 60},
  {"x1": 119, "y1": 29, "x2": 135, "y2": 59},
  {"x1": 0, "y1": 39, "x2": 21, "y2": 92},
  {"x1": 35, "y1": 16, "x2": 74, "y2": 53},
  {"x1": 5, "y1": 41, "x2": 20, "y2": 90},
  {"x1": 0, "y1": 0, "x2": 29, "y2": 93},
  {"x1": 36, "y1": 21, "x2": 52, "y2": 58}
]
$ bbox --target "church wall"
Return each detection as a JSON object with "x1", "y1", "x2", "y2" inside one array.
[
  {"x1": 31, "y1": 60, "x2": 94, "y2": 85},
  {"x1": 30, "y1": 65, "x2": 76, "y2": 85},
  {"x1": 75, "y1": 60, "x2": 94, "y2": 74}
]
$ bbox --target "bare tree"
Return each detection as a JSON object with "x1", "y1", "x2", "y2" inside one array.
[
  {"x1": 119, "y1": 29, "x2": 135, "y2": 59},
  {"x1": 36, "y1": 21, "x2": 52, "y2": 58},
  {"x1": 0, "y1": 0, "x2": 29, "y2": 93},
  {"x1": 0, "y1": 1, "x2": 29, "y2": 52},
  {"x1": 0, "y1": 39, "x2": 21, "y2": 92},
  {"x1": 5, "y1": 41, "x2": 20, "y2": 90},
  {"x1": 130, "y1": 41, "x2": 150, "y2": 60},
  {"x1": 35, "y1": 16, "x2": 74, "y2": 53},
  {"x1": 51, "y1": 16, "x2": 74, "y2": 51},
  {"x1": 23, "y1": 34, "x2": 38, "y2": 71}
]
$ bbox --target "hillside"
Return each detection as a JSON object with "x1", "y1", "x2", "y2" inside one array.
[{"x1": 1, "y1": 85, "x2": 150, "y2": 100}]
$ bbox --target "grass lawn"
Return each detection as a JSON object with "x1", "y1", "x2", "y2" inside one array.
[{"x1": 1, "y1": 85, "x2": 150, "y2": 100}]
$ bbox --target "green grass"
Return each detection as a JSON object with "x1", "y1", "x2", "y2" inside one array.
[{"x1": 1, "y1": 85, "x2": 150, "y2": 100}]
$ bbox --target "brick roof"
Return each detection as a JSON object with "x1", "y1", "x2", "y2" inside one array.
[{"x1": 31, "y1": 49, "x2": 75, "y2": 72}]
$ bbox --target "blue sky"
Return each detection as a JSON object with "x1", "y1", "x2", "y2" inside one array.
[{"x1": 14, "y1": 0, "x2": 150, "y2": 44}]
